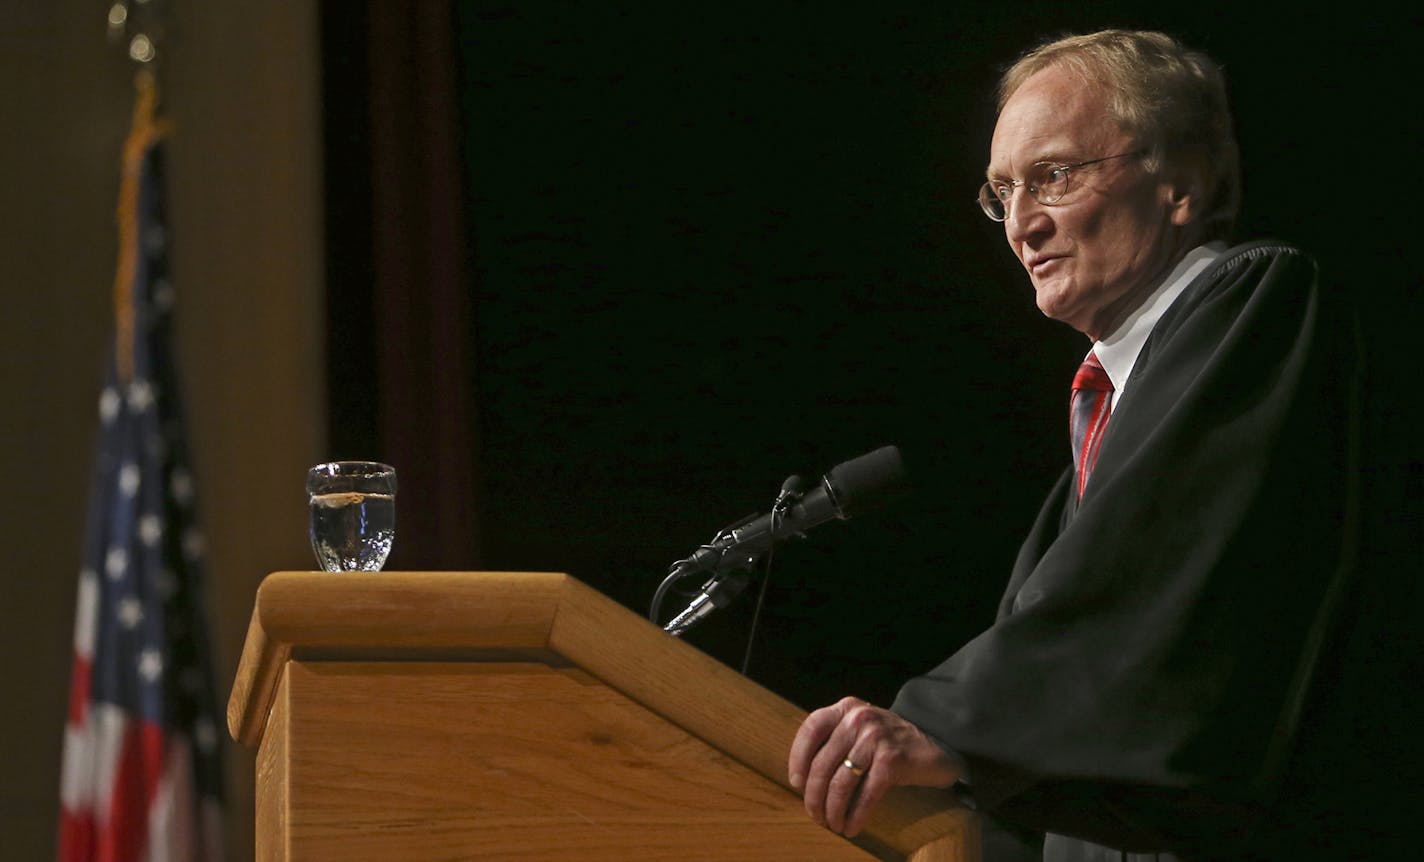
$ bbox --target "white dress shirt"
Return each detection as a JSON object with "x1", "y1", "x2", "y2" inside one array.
[{"x1": 1092, "y1": 242, "x2": 1227, "y2": 410}]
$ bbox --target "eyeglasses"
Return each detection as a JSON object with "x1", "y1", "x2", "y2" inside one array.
[{"x1": 977, "y1": 150, "x2": 1143, "y2": 222}]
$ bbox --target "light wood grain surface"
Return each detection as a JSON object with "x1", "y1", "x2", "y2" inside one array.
[{"x1": 230, "y1": 571, "x2": 979, "y2": 860}]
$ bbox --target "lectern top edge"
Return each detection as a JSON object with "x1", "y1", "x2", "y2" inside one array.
[{"x1": 226, "y1": 570, "x2": 978, "y2": 861}]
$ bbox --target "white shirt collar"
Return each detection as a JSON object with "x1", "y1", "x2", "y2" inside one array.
[{"x1": 1092, "y1": 242, "x2": 1227, "y2": 405}]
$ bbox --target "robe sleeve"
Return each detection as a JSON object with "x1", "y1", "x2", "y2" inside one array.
[{"x1": 892, "y1": 243, "x2": 1362, "y2": 850}]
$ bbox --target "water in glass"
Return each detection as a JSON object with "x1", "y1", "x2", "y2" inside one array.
[{"x1": 307, "y1": 462, "x2": 396, "y2": 571}]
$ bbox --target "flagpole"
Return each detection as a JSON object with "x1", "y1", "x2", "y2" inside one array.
[
  {"x1": 107, "y1": 0, "x2": 170, "y2": 384},
  {"x1": 113, "y1": 70, "x2": 170, "y2": 385}
]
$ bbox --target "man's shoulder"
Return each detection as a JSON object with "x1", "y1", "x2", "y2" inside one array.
[
  {"x1": 1162, "y1": 238, "x2": 1320, "y2": 328},
  {"x1": 1128, "y1": 238, "x2": 1336, "y2": 395},
  {"x1": 1195, "y1": 239, "x2": 1316, "y2": 288}
]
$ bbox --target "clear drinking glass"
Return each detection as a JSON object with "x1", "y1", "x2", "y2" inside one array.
[{"x1": 307, "y1": 461, "x2": 397, "y2": 572}]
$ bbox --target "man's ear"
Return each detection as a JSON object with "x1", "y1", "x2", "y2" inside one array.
[
  {"x1": 1160, "y1": 161, "x2": 1204, "y2": 228},
  {"x1": 1163, "y1": 180, "x2": 1197, "y2": 227}
]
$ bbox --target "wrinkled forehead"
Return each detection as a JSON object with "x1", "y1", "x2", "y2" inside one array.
[{"x1": 987, "y1": 66, "x2": 1122, "y2": 179}]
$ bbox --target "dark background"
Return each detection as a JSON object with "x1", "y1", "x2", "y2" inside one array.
[{"x1": 320, "y1": 2, "x2": 1419, "y2": 712}]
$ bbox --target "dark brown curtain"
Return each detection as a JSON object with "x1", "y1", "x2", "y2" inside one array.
[{"x1": 366, "y1": 0, "x2": 480, "y2": 568}]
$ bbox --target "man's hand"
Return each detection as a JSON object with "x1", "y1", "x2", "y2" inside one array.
[{"x1": 787, "y1": 697, "x2": 963, "y2": 837}]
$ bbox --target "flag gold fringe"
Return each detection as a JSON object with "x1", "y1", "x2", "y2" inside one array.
[{"x1": 113, "y1": 68, "x2": 172, "y2": 384}]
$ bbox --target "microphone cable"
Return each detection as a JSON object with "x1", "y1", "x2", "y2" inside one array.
[
  {"x1": 648, "y1": 523, "x2": 737, "y2": 630},
  {"x1": 739, "y1": 476, "x2": 803, "y2": 675}
]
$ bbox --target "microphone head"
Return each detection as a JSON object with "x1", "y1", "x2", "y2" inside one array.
[
  {"x1": 824, "y1": 445, "x2": 910, "y2": 518},
  {"x1": 773, "y1": 473, "x2": 809, "y2": 510}
]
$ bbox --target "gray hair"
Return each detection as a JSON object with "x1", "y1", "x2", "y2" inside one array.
[{"x1": 999, "y1": 30, "x2": 1241, "y2": 241}]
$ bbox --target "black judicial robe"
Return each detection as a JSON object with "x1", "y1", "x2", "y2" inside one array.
[{"x1": 892, "y1": 241, "x2": 1401, "y2": 860}]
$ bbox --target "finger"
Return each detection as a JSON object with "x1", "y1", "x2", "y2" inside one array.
[
  {"x1": 842, "y1": 758, "x2": 891, "y2": 838},
  {"x1": 823, "y1": 747, "x2": 873, "y2": 834},
  {"x1": 802, "y1": 710, "x2": 865, "y2": 826},
  {"x1": 788, "y1": 703, "x2": 846, "y2": 791}
]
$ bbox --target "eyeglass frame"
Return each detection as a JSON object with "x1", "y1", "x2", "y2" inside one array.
[{"x1": 977, "y1": 149, "x2": 1145, "y2": 222}]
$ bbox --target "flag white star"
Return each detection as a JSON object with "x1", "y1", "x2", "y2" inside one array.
[
  {"x1": 105, "y1": 547, "x2": 128, "y2": 580},
  {"x1": 118, "y1": 463, "x2": 141, "y2": 497},
  {"x1": 127, "y1": 379, "x2": 155, "y2": 412},
  {"x1": 152, "y1": 567, "x2": 179, "y2": 600},
  {"x1": 152, "y1": 278, "x2": 175, "y2": 311},
  {"x1": 143, "y1": 223, "x2": 167, "y2": 255},
  {"x1": 138, "y1": 649, "x2": 163, "y2": 683},
  {"x1": 117, "y1": 597, "x2": 144, "y2": 629},
  {"x1": 182, "y1": 528, "x2": 205, "y2": 562},
  {"x1": 99, "y1": 387, "x2": 122, "y2": 423},
  {"x1": 170, "y1": 468, "x2": 193, "y2": 504},
  {"x1": 193, "y1": 717, "x2": 217, "y2": 754},
  {"x1": 138, "y1": 514, "x2": 163, "y2": 546}
]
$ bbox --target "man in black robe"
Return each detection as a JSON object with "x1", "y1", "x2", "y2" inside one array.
[{"x1": 789, "y1": 30, "x2": 1409, "y2": 861}]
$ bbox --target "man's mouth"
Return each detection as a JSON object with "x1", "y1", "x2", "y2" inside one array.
[{"x1": 1025, "y1": 253, "x2": 1066, "y2": 276}]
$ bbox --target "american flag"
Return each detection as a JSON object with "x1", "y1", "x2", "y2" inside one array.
[{"x1": 58, "y1": 72, "x2": 225, "y2": 862}]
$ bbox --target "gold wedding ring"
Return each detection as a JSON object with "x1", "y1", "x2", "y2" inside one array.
[{"x1": 842, "y1": 757, "x2": 865, "y2": 776}]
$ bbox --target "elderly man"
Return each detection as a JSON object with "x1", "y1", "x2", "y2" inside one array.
[{"x1": 789, "y1": 30, "x2": 1370, "y2": 861}]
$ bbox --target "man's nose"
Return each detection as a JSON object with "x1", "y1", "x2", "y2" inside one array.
[{"x1": 1004, "y1": 187, "x2": 1050, "y2": 243}]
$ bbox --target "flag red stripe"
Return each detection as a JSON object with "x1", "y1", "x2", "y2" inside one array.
[
  {"x1": 67, "y1": 655, "x2": 92, "y2": 726},
  {"x1": 97, "y1": 720, "x2": 168, "y2": 862},
  {"x1": 57, "y1": 807, "x2": 96, "y2": 862}
]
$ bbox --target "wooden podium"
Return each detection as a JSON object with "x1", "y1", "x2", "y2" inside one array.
[{"x1": 227, "y1": 571, "x2": 979, "y2": 860}]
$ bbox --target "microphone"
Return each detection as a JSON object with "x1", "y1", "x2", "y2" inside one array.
[{"x1": 660, "y1": 445, "x2": 909, "y2": 635}]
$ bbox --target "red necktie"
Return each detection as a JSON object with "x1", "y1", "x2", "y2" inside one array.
[{"x1": 1070, "y1": 351, "x2": 1114, "y2": 499}]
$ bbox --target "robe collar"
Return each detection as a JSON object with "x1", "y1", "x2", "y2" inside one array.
[{"x1": 1092, "y1": 241, "x2": 1227, "y2": 408}]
